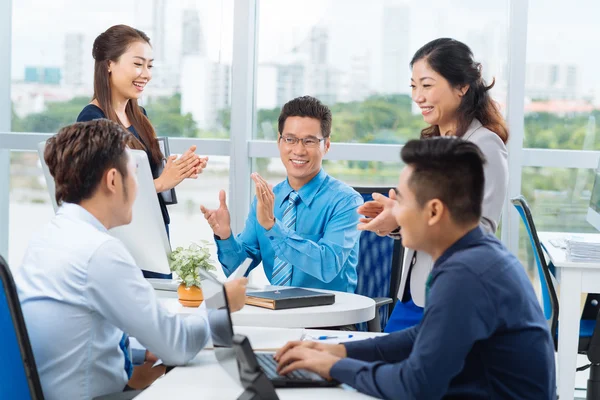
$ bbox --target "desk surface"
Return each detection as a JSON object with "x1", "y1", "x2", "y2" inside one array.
[
  {"x1": 539, "y1": 231, "x2": 600, "y2": 269},
  {"x1": 136, "y1": 326, "x2": 382, "y2": 400},
  {"x1": 156, "y1": 289, "x2": 376, "y2": 328}
]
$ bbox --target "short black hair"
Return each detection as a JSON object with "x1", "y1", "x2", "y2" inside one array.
[
  {"x1": 44, "y1": 119, "x2": 129, "y2": 205},
  {"x1": 400, "y1": 137, "x2": 487, "y2": 226},
  {"x1": 278, "y1": 96, "x2": 332, "y2": 138}
]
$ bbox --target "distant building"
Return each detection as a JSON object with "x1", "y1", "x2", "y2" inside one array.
[
  {"x1": 524, "y1": 99, "x2": 596, "y2": 115},
  {"x1": 182, "y1": 8, "x2": 203, "y2": 56},
  {"x1": 24, "y1": 67, "x2": 61, "y2": 85},
  {"x1": 304, "y1": 26, "x2": 339, "y2": 104},
  {"x1": 339, "y1": 53, "x2": 371, "y2": 103},
  {"x1": 526, "y1": 63, "x2": 580, "y2": 101},
  {"x1": 381, "y1": 2, "x2": 410, "y2": 94},
  {"x1": 257, "y1": 62, "x2": 306, "y2": 110},
  {"x1": 180, "y1": 56, "x2": 230, "y2": 130},
  {"x1": 64, "y1": 33, "x2": 85, "y2": 87}
]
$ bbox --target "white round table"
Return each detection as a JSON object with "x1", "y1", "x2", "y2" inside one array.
[{"x1": 156, "y1": 289, "x2": 376, "y2": 328}]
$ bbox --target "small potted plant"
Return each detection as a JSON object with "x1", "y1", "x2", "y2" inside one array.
[{"x1": 169, "y1": 242, "x2": 217, "y2": 307}]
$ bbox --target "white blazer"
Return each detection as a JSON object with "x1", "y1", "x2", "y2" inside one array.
[{"x1": 397, "y1": 119, "x2": 509, "y2": 307}]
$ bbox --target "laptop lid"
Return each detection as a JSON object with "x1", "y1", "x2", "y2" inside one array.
[{"x1": 200, "y1": 270, "x2": 241, "y2": 383}]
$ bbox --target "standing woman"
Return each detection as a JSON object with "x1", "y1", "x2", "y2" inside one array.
[
  {"x1": 358, "y1": 38, "x2": 509, "y2": 332},
  {"x1": 77, "y1": 25, "x2": 207, "y2": 278}
]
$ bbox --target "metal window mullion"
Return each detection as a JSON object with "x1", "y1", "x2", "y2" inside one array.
[
  {"x1": 502, "y1": 0, "x2": 529, "y2": 254},
  {"x1": 0, "y1": 0, "x2": 12, "y2": 260},
  {"x1": 229, "y1": 0, "x2": 258, "y2": 234}
]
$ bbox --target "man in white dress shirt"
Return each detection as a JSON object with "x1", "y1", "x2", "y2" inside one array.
[{"x1": 14, "y1": 119, "x2": 247, "y2": 400}]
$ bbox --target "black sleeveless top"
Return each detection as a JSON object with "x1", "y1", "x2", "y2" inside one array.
[{"x1": 76, "y1": 104, "x2": 170, "y2": 226}]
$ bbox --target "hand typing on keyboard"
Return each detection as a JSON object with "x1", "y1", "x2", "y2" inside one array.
[{"x1": 273, "y1": 340, "x2": 347, "y2": 380}]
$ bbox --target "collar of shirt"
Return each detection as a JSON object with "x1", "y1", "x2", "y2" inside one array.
[
  {"x1": 433, "y1": 226, "x2": 485, "y2": 269},
  {"x1": 463, "y1": 118, "x2": 484, "y2": 140},
  {"x1": 278, "y1": 168, "x2": 328, "y2": 208},
  {"x1": 58, "y1": 203, "x2": 109, "y2": 234}
]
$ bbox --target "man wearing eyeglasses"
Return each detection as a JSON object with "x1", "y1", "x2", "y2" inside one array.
[{"x1": 201, "y1": 96, "x2": 362, "y2": 293}]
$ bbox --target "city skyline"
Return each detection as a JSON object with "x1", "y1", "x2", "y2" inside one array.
[{"x1": 9, "y1": 0, "x2": 600, "y2": 109}]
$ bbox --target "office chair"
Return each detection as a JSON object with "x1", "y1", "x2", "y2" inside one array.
[
  {"x1": 0, "y1": 255, "x2": 44, "y2": 400},
  {"x1": 512, "y1": 196, "x2": 600, "y2": 399},
  {"x1": 0, "y1": 256, "x2": 142, "y2": 400},
  {"x1": 354, "y1": 187, "x2": 405, "y2": 332}
]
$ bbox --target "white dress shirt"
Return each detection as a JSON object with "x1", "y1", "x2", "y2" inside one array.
[
  {"x1": 397, "y1": 119, "x2": 509, "y2": 306},
  {"x1": 14, "y1": 203, "x2": 209, "y2": 400}
]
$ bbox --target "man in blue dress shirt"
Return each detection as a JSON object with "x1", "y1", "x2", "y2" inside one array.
[
  {"x1": 201, "y1": 96, "x2": 362, "y2": 293},
  {"x1": 14, "y1": 120, "x2": 247, "y2": 400},
  {"x1": 274, "y1": 138, "x2": 556, "y2": 399}
]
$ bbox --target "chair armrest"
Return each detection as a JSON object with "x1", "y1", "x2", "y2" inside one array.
[
  {"x1": 93, "y1": 390, "x2": 143, "y2": 400},
  {"x1": 373, "y1": 297, "x2": 393, "y2": 309}
]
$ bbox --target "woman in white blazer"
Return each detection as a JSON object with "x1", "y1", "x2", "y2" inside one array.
[{"x1": 358, "y1": 38, "x2": 509, "y2": 332}]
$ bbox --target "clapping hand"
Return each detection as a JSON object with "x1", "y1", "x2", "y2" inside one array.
[
  {"x1": 251, "y1": 173, "x2": 276, "y2": 231},
  {"x1": 155, "y1": 145, "x2": 201, "y2": 192},
  {"x1": 200, "y1": 190, "x2": 232, "y2": 239},
  {"x1": 357, "y1": 189, "x2": 400, "y2": 236}
]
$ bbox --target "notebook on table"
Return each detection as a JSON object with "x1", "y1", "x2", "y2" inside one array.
[{"x1": 245, "y1": 288, "x2": 335, "y2": 310}]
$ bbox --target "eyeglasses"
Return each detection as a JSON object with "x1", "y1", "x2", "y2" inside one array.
[{"x1": 279, "y1": 135, "x2": 326, "y2": 148}]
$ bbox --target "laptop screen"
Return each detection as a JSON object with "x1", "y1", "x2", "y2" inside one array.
[{"x1": 200, "y1": 272, "x2": 240, "y2": 383}]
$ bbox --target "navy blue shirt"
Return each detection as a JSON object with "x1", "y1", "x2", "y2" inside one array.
[
  {"x1": 76, "y1": 104, "x2": 170, "y2": 226},
  {"x1": 330, "y1": 227, "x2": 556, "y2": 399}
]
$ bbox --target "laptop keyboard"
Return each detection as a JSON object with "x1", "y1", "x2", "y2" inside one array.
[{"x1": 255, "y1": 353, "x2": 324, "y2": 381}]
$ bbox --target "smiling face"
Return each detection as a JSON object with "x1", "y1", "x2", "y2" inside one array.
[
  {"x1": 278, "y1": 116, "x2": 330, "y2": 190},
  {"x1": 108, "y1": 40, "x2": 153, "y2": 101},
  {"x1": 411, "y1": 59, "x2": 467, "y2": 134}
]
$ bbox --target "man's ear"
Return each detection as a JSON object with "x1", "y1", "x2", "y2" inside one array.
[
  {"x1": 324, "y1": 138, "x2": 331, "y2": 153},
  {"x1": 103, "y1": 168, "x2": 119, "y2": 195},
  {"x1": 426, "y1": 199, "x2": 445, "y2": 226}
]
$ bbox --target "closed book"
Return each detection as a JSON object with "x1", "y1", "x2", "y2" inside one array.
[{"x1": 245, "y1": 288, "x2": 335, "y2": 310}]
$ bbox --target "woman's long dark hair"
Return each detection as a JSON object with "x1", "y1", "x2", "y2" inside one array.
[
  {"x1": 91, "y1": 24, "x2": 163, "y2": 164},
  {"x1": 411, "y1": 38, "x2": 509, "y2": 144}
]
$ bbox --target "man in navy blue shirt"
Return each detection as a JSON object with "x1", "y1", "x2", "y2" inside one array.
[{"x1": 275, "y1": 138, "x2": 556, "y2": 399}]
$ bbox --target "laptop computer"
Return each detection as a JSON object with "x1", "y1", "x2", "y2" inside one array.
[{"x1": 200, "y1": 271, "x2": 339, "y2": 388}]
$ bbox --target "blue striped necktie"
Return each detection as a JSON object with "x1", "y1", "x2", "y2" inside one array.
[{"x1": 271, "y1": 191, "x2": 299, "y2": 286}]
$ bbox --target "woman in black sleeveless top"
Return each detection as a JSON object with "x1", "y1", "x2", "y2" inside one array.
[{"x1": 77, "y1": 25, "x2": 208, "y2": 278}]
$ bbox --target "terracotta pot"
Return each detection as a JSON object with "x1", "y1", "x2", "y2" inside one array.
[{"x1": 177, "y1": 283, "x2": 204, "y2": 307}]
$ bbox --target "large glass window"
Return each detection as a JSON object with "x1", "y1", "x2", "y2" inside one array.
[
  {"x1": 524, "y1": 0, "x2": 599, "y2": 151},
  {"x1": 8, "y1": 0, "x2": 233, "y2": 267},
  {"x1": 255, "y1": 0, "x2": 509, "y2": 185},
  {"x1": 11, "y1": 0, "x2": 233, "y2": 138},
  {"x1": 518, "y1": 0, "x2": 600, "y2": 268}
]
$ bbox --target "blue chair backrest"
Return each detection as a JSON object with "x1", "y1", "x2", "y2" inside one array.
[
  {"x1": 354, "y1": 188, "x2": 402, "y2": 331},
  {"x1": 511, "y1": 196, "x2": 559, "y2": 349},
  {"x1": 0, "y1": 256, "x2": 44, "y2": 399}
]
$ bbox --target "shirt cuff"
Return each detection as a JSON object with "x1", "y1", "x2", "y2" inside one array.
[
  {"x1": 342, "y1": 340, "x2": 372, "y2": 360},
  {"x1": 132, "y1": 348, "x2": 146, "y2": 365},
  {"x1": 215, "y1": 233, "x2": 237, "y2": 251},
  {"x1": 330, "y1": 357, "x2": 370, "y2": 386},
  {"x1": 264, "y1": 219, "x2": 289, "y2": 246},
  {"x1": 388, "y1": 227, "x2": 402, "y2": 240}
]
